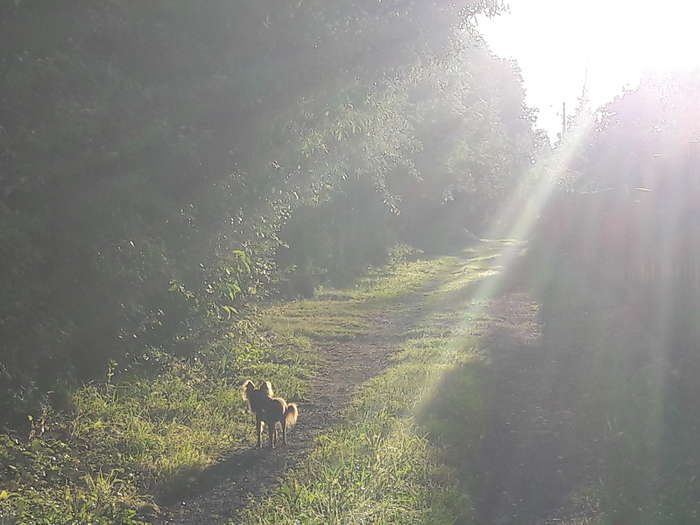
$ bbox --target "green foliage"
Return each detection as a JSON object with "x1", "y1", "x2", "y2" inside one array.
[
  {"x1": 0, "y1": 243, "x2": 456, "y2": 523},
  {"x1": 0, "y1": 0, "x2": 533, "y2": 423},
  {"x1": 277, "y1": 47, "x2": 542, "y2": 288},
  {"x1": 386, "y1": 242, "x2": 424, "y2": 267},
  {"x1": 1, "y1": 0, "x2": 540, "y2": 519},
  {"x1": 0, "y1": 320, "x2": 315, "y2": 523}
]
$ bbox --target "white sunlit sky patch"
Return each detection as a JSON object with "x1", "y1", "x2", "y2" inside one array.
[{"x1": 479, "y1": 0, "x2": 700, "y2": 137}]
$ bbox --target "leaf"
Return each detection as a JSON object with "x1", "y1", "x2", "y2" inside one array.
[
  {"x1": 0, "y1": 490, "x2": 11, "y2": 500},
  {"x1": 220, "y1": 305, "x2": 238, "y2": 320},
  {"x1": 226, "y1": 282, "x2": 242, "y2": 300}
]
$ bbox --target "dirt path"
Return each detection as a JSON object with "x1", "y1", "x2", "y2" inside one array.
[
  {"x1": 154, "y1": 241, "x2": 584, "y2": 525},
  {"x1": 154, "y1": 273, "x2": 447, "y2": 524},
  {"x1": 153, "y1": 242, "x2": 611, "y2": 525},
  {"x1": 467, "y1": 292, "x2": 597, "y2": 524}
]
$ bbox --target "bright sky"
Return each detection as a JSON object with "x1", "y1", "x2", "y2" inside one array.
[{"x1": 479, "y1": 0, "x2": 700, "y2": 136}]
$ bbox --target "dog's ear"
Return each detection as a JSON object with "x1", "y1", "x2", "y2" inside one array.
[
  {"x1": 260, "y1": 381, "x2": 273, "y2": 397},
  {"x1": 241, "y1": 379, "x2": 256, "y2": 400}
]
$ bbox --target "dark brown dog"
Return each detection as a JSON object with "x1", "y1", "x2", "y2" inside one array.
[{"x1": 241, "y1": 380, "x2": 299, "y2": 448}]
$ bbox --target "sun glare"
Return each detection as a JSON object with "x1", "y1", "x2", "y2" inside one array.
[{"x1": 481, "y1": 0, "x2": 700, "y2": 134}]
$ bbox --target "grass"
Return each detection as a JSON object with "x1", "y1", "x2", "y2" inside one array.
[
  {"x1": 524, "y1": 264, "x2": 700, "y2": 525},
  {"x1": 10, "y1": 234, "x2": 687, "y2": 525},
  {"x1": 0, "y1": 333, "x2": 316, "y2": 524},
  {"x1": 241, "y1": 414, "x2": 470, "y2": 525},
  {"x1": 262, "y1": 256, "x2": 458, "y2": 343},
  {"x1": 8, "y1": 235, "x2": 682, "y2": 524},
  {"x1": 236, "y1": 244, "x2": 504, "y2": 525},
  {"x1": 0, "y1": 248, "x2": 464, "y2": 525}
]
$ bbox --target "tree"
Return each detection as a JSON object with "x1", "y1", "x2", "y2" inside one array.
[{"x1": 0, "y1": 0, "x2": 532, "y2": 419}]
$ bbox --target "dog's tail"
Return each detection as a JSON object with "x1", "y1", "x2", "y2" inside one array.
[
  {"x1": 285, "y1": 403, "x2": 299, "y2": 427},
  {"x1": 241, "y1": 379, "x2": 256, "y2": 401}
]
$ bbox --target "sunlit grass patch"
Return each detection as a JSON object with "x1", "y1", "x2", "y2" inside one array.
[
  {"x1": 71, "y1": 370, "x2": 246, "y2": 486},
  {"x1": 67, "y1": 339, "x2": 316, "y2": 487},
  {"x1": 349, "y1": 257, "x2": 456, "y2": 302},
  {"x1": 432, "y1": 267, "x2": 500, "y2": 296},
  {"x1": 263, "y1": 301, "x2": 373, "y2": 341},
  {"x1": 0, "y1": 333, "x2": 315, "y2": 524},
  {"x1": 236, "y1": 361, "x2": 482, "y2": 525},
  {"x1": 236, "y1": 355, "x2": 476, "y2": 525},
  {"x1": 237, "y1": 247, "x2": 502, "y2": 525},
  {"x1": 262, "y1": 255, "x2": 461, "y2": 345},
  {"x1": 393, "y1": 335, "x2": 480, "y2": 365},
  {"x1": 428, "y1": 246, "x2": 507, "y2": 298},
  {"x1": 398, "y1": 309, "x2": 482, "y2": 343},
  {"x1": 238, "y1": 413, "x2": 471, "y2": 525}
]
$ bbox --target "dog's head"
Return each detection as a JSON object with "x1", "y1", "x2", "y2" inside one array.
[
  {"x1": 242, "y1": 380, "x2": 274, "y2": 411},
  {"x1": 257, "y1": 380, "x2": 273, "y2": 398}
]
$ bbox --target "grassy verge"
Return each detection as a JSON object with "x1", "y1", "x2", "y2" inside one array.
[
  {"x1": 237, "y1": 244, "x2": 506, "y2": 525},
  {"x1": 0, "y1": 332, "x2": 315, "y2": 525},
  {"x1": 0, "y1": 252, "x2": 461, "y2": 524},
  {"x1": 527, "y1": 264, "x2": 700, "y2": 525}
]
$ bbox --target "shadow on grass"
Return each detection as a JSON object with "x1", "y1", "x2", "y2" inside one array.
[
  {"x1": 157, "y1": 446, "x2": 262, "y2": 505},
  {"x1": 416, "y1": 298, "x2": 586, "y2": 525},
  {"x1": 156, "y1": 434, "x2": 316, "y2": 522}
]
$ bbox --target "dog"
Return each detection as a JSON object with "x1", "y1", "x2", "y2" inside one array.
[{"x1": 241, "y1": 380, "x2": 299, "y2": 448}]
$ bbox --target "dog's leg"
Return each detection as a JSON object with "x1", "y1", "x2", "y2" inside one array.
[
  {"x1": 282, "y1": 419, "x2": 287, "y2": 446},
  {"x1": 268, "y1": 421, "x2": 274, "y2": 448},
  {"x1": 256, "y1": 417, "x2": 262, "y2": 448}
]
